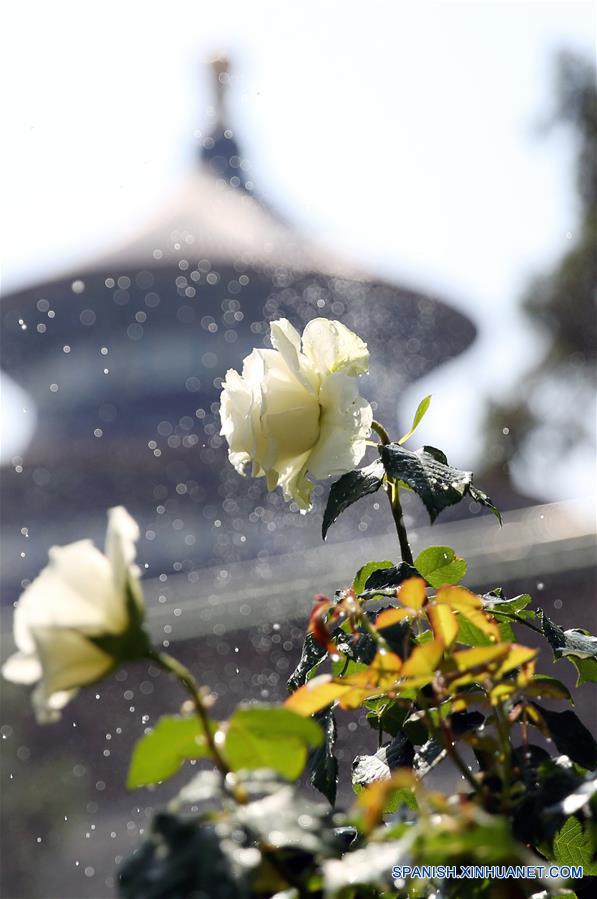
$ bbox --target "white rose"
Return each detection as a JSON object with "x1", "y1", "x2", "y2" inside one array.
[
  {"x1": 220, "y1": 318, "x2": 372, "y2": 510},
  {"x1": 2, "y1": 506, "x2": 147, "y2": 722}
]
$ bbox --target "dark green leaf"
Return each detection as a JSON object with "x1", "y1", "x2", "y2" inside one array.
[
  {"x1": 118, "y1": 813, "x2": 253, "y2": 899},
  {"x1": 322, "y1": 839, "x2": 408, "y2": 894},
  {"x1": 415, "y1": 545, "x2": 467, "y2": 588},
  {"x1": 553, "y1": 816, "x2": 597, "y2": 873},
  {"x1": 415, "y1": 813, "x2": 525, "y2": 867},
  {"x1": 224, "y1": 704, "x2": 323, "y2": 781},
  {"x1": 532, "y1": 704, "x2": 597, "y2": 770},
  {"x1": 413, "y1": 739, "x2": 446, "y2": 777},
  {"x1": 512, "y1": 755, "x2": 590, "y2": 846},
  {"x1": 352, "y1": 560, "x2": 394, "y2": 595},
  {"x1": 450, "y1": 710, "x2": 485, "y2": 735},
  {"x1": 335, "y1": 630, "x2": 377, "y2": 666},
  {"x1": 322, "y1": 460, "x2": 385, "y2": 539},
  {"x1": 287, "y1": 632, "x2": 327, "y2": 693},
  {"x1": 309, "y1": 708, "x2": 338, "y2": 805},
  {"x1": 545, "y1": 773, "x2": 597, "y2": 817},
  {"x1": 352, "y1": 733, "x2": 415, "y2": 787},
  {"x1": 379, "y1": 443, "x2": 501, "y2": 524},
  {"x1": 234, "y1": 783, "x2": 340, "y2": 856},
  {"x1": 127, "y1": 715, "x2": 214, "y2": 789},
  {"x1": 362, "y1": 561, "x2": 418, "y2": 594},
  {"x1": 375, "y1": 617, "x2": 412, "y2": 659},
  {"x1": 540, "y1": 610, "x2": 597, "y2": 685},
  {"x1": 402, "y1": 711, "x2": 429, "y2": 745}
]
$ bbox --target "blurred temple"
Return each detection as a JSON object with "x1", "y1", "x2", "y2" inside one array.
[{"x1": 0, "y1": 57, "x2": 476, "y2": 605}]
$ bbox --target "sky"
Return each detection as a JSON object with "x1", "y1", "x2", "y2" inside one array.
[{"x1": 1, "y1": 0, "x2": 595, "y2": 496}]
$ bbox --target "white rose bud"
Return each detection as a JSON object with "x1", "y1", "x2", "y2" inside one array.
[
  {"x1": 2, "y1": 506, "x2": 148, "y2": 722},
  {"x1": 220, "y1": 318, "x2": 372, "y2": 510}
]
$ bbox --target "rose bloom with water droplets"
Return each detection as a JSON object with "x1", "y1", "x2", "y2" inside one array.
[
  {"x1": 2, "y1": 507, "x2": 147, "y2": 722},
  {"x1": 220, "y1": 318, "x2": 372, "y2": 510}
]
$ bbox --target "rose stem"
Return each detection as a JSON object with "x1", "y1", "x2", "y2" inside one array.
[
  {"x1": 371, "y1": 420, "x2": 414, "y2": 565},
  {"x1": 149, "y1": 650, "x2": 230, "y2": 778}
]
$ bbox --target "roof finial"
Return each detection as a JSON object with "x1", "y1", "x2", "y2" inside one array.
[
  {"x1": 209, "y1": 55, "x2": 230, "y2": 128},
  {"x1": 201, "y1": 55, "x2": 250, "y2": 192}
]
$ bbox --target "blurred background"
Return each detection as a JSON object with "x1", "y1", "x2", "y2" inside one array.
[{"x1": 1, "y1": 2, "x2": 595, "y2": 897}]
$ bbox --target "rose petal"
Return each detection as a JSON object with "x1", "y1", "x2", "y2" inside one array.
[
  {"x1": 307, "y1": 372, "x2": 372, "y2": 479},
  {"x1": 302, "y1": 318, "x2": 369, "y2": 377}
]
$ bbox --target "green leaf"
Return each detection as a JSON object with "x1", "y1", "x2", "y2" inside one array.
[
  {"x1": 127, "y1": 715, "x2": 214, "y2": 789},
  {"x1": 322, "y1": 460, "x2": 385, "y2": 539},
  {"x1": 309, "y1": 707, "x2": 338, "y2": 805},
  {"x1": 365, "y1": 698, "x2": 409, "y2": 738},
  {"x1": 457, "y1": 616, "x2": 514, "y2": 646},
  {"x1": 398, "y1": 394, "x2": 432, "y2": 445},
  {"x1": 553, "y1": 816, "x2": 597, "y2": 874},
  {"x1": 483, "y1": 591, "x2": 534, "y2": 617},
  {"x1": 379, "y1": 443, "x2": 501, "y2": 524},
  {"x1": 331, "y1": 657, "x2": 369, "y2": 677},
  {"x1": 532, "y1": 704, "x2": 597, "y2": 770},
  {"x1": 540, "y1": 610, "x2": 597, "y2": 685},
  {"x1": 415, "y1": 545, "x2": 467, "y2": 588},
  {"x1": 571, "y1": 657, "x2": 597, "y2": 685},
  {"x1": 224, "y1": 704, "x2": 323, "y2": 781},
  {"x1": 352, "y1": 560, "x2": 394, "y2": 595},
  {"x1": 525, "y1": 675, "x2": 573, "y2": 704}
]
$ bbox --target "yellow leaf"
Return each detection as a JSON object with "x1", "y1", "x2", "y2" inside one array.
[
  {"x1": 402, "y1": 640, "x2": 444, "y2": 677},
  {"x1": 489, "y1": 683, "x2": 517, "y2": 704},
  {"x1": 494, "y1": 644, "x2": 538, "y2": 679},
  {"x1": 459, "y1": 607, "x2": 500, "y2": 641},
  {"x1": 428, "y1": 604, "x2": 459, "y2": 647},
  {"x1": 436, "y1": 586, "x2": 499, "y2": 641},
  {"x1": 452, "y1": 644, "x2": 511, "y2": 674},
  {"x1": 338, "y1": 652, "x2": 403, "y2": 709},
  {"x1": 355, "y1": 770, "x2": 417, "y2": 832},
  {"x1": 285, "y1": 675, "x2": 350, "y2": 717},
  {"x1": 397, "y1": 577, "x2": 427, "y2": 611},
  {"x1": 376, "y1": 607, "x2": 413, "y2": 629},
  {"x1": 345, "y1": 651, "x2": 403, "y2": 688},
  {"x1": 451, "y1": 690, "x2": 486, "y2": 711},
  {"x1": 524, "y1": 703, "x2": 550, "y2": 736},
  {"x1": 436, "y1": 585, "x2": 481, "y2": 609}
]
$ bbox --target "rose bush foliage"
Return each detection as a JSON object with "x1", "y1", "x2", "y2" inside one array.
[{"x1": 3, "y1": 319, "x2": 596, "y2": 898}]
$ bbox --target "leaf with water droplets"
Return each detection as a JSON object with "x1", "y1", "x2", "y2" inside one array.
[
  {"x1": 379, "y1": 443, "x2": 501, "y2": 524},
  {"x1": 539, "y1": 610, "x2": 597, "y2": 685},
  {"x1": 322, "y1": 460, "x2": 385, "y2": 539},
  {"x1": 415, "y1": 545, "x2": 467, "y2": 588}
]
